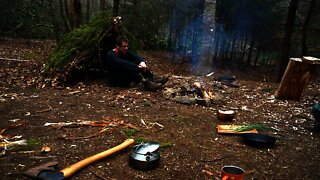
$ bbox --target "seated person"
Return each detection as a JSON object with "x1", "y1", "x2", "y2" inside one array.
[{"x1": 104, "y1": 35, "x2": 168, "y2": 91}]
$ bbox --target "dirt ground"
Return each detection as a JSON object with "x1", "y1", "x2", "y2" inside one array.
[{"x1": 0, "y1": 38, "x2": 320, "y2": 180}]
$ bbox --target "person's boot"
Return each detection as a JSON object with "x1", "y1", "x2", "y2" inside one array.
[
  {"x1": 150, "y1": 76, "x2": 169, "y2": 85},
  {"x1": 143, "y1": 80, "x2": 163, "y2": 92}
]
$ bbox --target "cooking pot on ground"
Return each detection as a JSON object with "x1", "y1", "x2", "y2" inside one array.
[
  {"x1": 217, "y1": 110, "x2": 236, "y2": 121},
  {"x1": 129, "y1": 142, "x2": 160, "y2": 171}
]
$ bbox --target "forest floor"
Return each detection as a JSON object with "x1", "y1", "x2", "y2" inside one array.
[{"x1": 0, "y1": 38, "x2": 320, "y2": 180}]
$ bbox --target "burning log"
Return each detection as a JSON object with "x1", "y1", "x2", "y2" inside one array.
[
  {"x1": 193, "y1": 82, "x2": 212, "y2": 100},
  {"x1": 193, "y1": 82, "x2": 216, "y2": 106}
]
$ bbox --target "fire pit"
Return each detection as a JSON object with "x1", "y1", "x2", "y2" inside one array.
[{"x1": 162, "y1": 82, "x2": 223, "y2": 106}]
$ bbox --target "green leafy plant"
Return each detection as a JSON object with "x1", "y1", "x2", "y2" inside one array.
[
  {"x1": 262, "y1": 87, "x2": 274, "y2": 93},
  {"x1": 27, "y1": 138, "x2": 42, "y2": 146},
  {"x1": 172, "y1": 114, "x2": 190, "y2": 122},
  {"x1": 12, "y1": 138, "x2": 42, "y2": 151},
  {"x1": 135, "y1": 137, "x2": 159, "y2": 145},
  {"x1": 25, "y1": 51, "x2": 44, "y2": 61},
  {"x1": 234, "y1": 124, "x2": 271, "y2": 132},
  {"x1": 160, "y1": 142, "x2": 174, "y2": 148},
  {"x1": 142, "y1": 100, "x2": 152, "y2": 107},
  {"x1": 135, "y1": 137, "x2": 149, "y2": 144},
  {"x1": 122, "y1": 128, "x2": 138, "y2": 137}
]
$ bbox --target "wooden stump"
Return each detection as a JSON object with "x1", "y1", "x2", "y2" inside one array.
[{"x1": 276, "y1": 56, "x2": 320, "y2": 100}]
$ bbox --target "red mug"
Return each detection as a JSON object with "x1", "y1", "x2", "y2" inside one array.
[{"x1": 221, "y1": 165, "x2": 245, "y2": 180}]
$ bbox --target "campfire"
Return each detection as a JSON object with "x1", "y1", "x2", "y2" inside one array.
[
  {"x1": 193, "y1": 82, "x2": 215, "y2": 100},
  {"x1": 163, "y1": 81, "x2": 222, "y2": 106}
]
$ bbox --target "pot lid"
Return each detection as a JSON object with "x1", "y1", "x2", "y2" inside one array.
[{"x1": 134, "y1": 142, "x2": 160, "y2": 154}]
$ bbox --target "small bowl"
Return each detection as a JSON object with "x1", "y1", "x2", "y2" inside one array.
[{"x1": 217, "y1": 110, "x2": 236, "y2": 121}]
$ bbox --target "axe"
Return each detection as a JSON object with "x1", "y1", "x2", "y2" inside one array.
[{"x1": 24, "y1": 139, "x2": 134, "y2": 180}]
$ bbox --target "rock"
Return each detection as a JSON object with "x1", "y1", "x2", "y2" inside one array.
[
  {"x1": 162, "y1": 88, "x2": 177, "y2": 99},
  {"x1": 174, "y1": 96, "x2": 194, "y2": 104}
]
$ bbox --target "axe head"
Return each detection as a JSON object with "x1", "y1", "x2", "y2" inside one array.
[{"x1": 24, "y1": 161, "x2": 64, "y2": 180}]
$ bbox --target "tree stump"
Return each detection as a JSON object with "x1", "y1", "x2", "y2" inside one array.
[{"x1": 276, "y1": 56, "x2": 320, "y2": 100}]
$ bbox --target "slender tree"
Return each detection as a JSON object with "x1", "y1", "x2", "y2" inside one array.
[
  {"x1": 86, "y1": 0, "x2": 92, "y2": 22},
  {"x1": 301, "y1": 0, "x2": 316, "y2": 56},
  {"x1": 58, "y1": 0, "x2": 71, "y2": 32},
  {"x1": 277, "y1": 0, "x2": 299, "y2": 82},
  {"x1": 191, "y1": 0, "x2": 205, "y2": 66},
  {"x1": 48, "y1": 0, "x2": 61, "y2": 42},
  {"x1": 68, "y1": 0, "x2": 83, "y2": 29},
  {"x1": 100, "y1": 0, "x2": 106, "y2": 11},
  {"x1": 113, "y1": 0, "x2": 120, "y2": 16}
]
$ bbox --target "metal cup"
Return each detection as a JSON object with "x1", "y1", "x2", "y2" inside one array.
[{"x1": 221, "y1": 165, "x2": 245, "y2": 180}]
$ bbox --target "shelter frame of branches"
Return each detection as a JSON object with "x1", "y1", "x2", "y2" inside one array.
[{"x1": 44, "y1": 13, "x2": 138, "y2": 83}]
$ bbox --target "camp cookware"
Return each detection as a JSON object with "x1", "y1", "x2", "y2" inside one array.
[
  {"x1": 221, "y1": 165, "x2": 245, "y2": 180},
  {"x1": 242, "y1": 133, "x2": 276, "y2": 148},
  {"x1": 217, "y1": 110, "x2": 236, "y2": 121},
  {"x1": 129, "y1": 142, "x2": 160, "y2": 171}
]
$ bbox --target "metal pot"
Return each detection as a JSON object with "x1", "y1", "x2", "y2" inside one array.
[
  {"x1": 242, "y1": 133, "x2": 276, "y2": 148},
  {"x1": 129, "y1": 142, "x2": 160, "y2": 171},
  {"x1": 217, "y1": 109, "x2": 236, "y2": 121}
]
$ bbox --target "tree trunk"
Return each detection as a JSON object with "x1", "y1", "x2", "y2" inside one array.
[
  {"x1": 276, "y1": 57, "x2": 320, "y2": 100},
  {"x1": 48, "y1": 0, "x2": 61, "y2": 42},
  {"x1": 59, "y1": 0, "x2": 72, "y2": 32},
  {"x1": 246, "y1": 36, "x2": 255, "y2": 66},
  {"x1": 67, "y1": 0, "x2": 74, "y2": 29},
  {"x1": 86, "y1": 0, "x2": 92, "y2": 22},
  {"x1": 277, "y1": 0, "x2": 298, "y2": 82},
  {"x1": 301, "y1": 0, "x2": 315, "y2": 56},
  {"x1": 25, "y1": 0, "x2": 33, "y2": 47},
  {"x1": 238, "y1": 33, "x2": 247, "y2": 66},
  {"x1": 100, "y1": 0, "x2": 106, "y2": 11},
  {"x1": 191, "y1": 0, "x2": 205, "y2": 66},
  {"x1": 113, "y1": 0, "x2": 120, "y2": 16},
  {"x1": 168, "y1": 0, "x2": 174, "y2": 51},
  {"x1": 253, "y1": 46, "x2": 261, "y2": 67},
  {"x1": 68, "y1": 0, "x2": 83, "y2": 29},
  {"x1": 73, "y1": 0, "x2": 83, "y2": 27},
  {"x1": 212, "y1": 25, "x2": 221, "y2": 66},
  {"x1": 230, "y1": 34, "x2": 237, "y2": 62},
  {"x1": 212, "y1": 0, "x2": 223, "y2": 66},
  {"x1": 226, "y1": 36, "x2": 232, "y2": 62},
  {"x1": 168, "y1": 14, "x2": 174, "y2": 51}
]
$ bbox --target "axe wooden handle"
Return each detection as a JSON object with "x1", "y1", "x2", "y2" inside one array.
[{"x1": 60, "y1": 138, "x2": 134, "y2": 178}]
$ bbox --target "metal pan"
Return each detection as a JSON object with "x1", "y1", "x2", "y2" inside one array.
[{"x1": 241, "y1": 133, "x2": 276, "y2": 148}]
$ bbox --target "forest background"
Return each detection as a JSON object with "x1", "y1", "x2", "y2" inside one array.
[{"x1": 0, "y1": 0, "x2": 319, "y2": 81}]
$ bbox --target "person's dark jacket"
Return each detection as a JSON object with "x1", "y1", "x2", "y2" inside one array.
[{"x1": 105, "y1": 50, "x2": 152, "y2": 86}]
